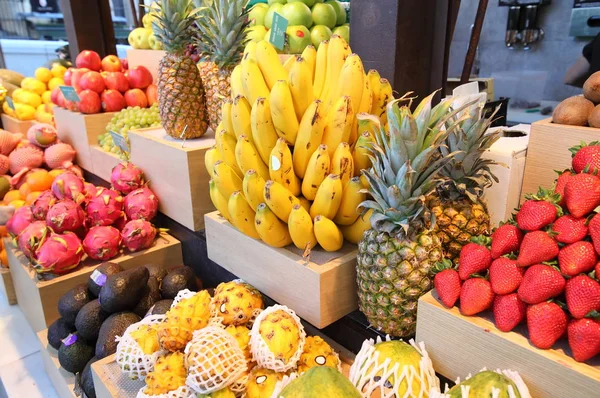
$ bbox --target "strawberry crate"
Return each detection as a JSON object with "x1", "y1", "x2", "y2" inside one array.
[{"x1": 1, "y1": 114, "x2": 34, "y2": 135}]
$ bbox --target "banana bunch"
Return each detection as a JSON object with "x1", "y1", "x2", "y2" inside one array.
[{"x1": 206, "y1": 36, "x2": 393, "y2": 252}]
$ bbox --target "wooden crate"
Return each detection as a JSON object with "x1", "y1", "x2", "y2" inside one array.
[
  {"x1": 128, "y1": 127, "x2": 215, "y2": 231},
  {"x1": 521, "y1": 118, "x2": 600, "y2": 202},
  {"x1": 7, "y1": 234, "x2": 182, "y2": 332},
  {"x1": 126, "y1": 49, "x2": 165, "y2": 83},
  {"x1": 205, "y1": 211, "x2": 358, "y2": 329},
  {"x1": 0, "y1": 267, "x2": 16, "y2": 305},
  {"x1": 54, "y1": 107, "x2": 116, "y2": 172},
  {"x1": 90, "y1": 145, "x2": 123, "y2": 183},
  {"x1": 415, "y1": 291, "x2": 600, "y2": 398},
  {"x1": 1, "y1": 113, "x2": 34, "y2": 134},
  {"x1": 37, "y1": 329, "x2": 76, "y2": 398}
]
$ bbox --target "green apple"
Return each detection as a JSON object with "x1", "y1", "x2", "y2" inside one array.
[
  {"x1": 248, "y1": 4, "x2": 269, "y2": 26},
  {"x1": 310, "y1": 24, "x2": 332, "y2": 49},
  {"x1": 287, "y1": 0, "x2": 316, "y2": 7},
  {"x1": 265, "y1": 3, "x2": 284, "y2": 29},
  {"x1": 246, "y1": 25, "x2": 269, "y2": 43},
  {"x1": 129, "y1": 27, "x2": 152, "y2": 49},
  {"x1": 332, "y1": 24, "x2": 349, "y2": 44},
  {"x1": 142, "y1": 13, "x2": 154, "y2": 29},
  {"x1": 285, "y1": 25, "x2": 311, "y2": 54},
  {"x1": 148, "y1": 32, "x2": 163, "y2": 50},
  {"x1": 325, "y1": 0, "x2": 346, "y2": 26},
  {"x1": 268, "y1": 0, "x2": 286, "y2": 4},
  {"x1": 281, "y1": 2, "x2": 313, "y2": 28},
  {"x1": 311, "y1": 3, "x2": 336, "y2": 29}
]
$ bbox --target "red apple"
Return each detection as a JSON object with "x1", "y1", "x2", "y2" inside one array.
[
  {"x1": 101, "y1": 90, "x2": 127, "y2": 112},
  {"x1": 124, "y1": 88, "x2": 148, "y2": 108},
  {"x1": 66, "y1": 99, "x2": 78, "y2": 112},
  {"x1": 54, "y1": 89, "x2": 66, "y2": 108},
  {"x1": 76, "y1": 50, "x2": 102, "y2": 71},
  {"x1": 80, "y1": 71, "x2": 106, "y2": 94},
  {"x1": 146, "y1": 84, "x2": 158, "y2": 106},
  {"x1": 78, "y1": 90, "x2": 102, "y2": 114},
  {"x1": 103, "y1": 71, "x2": 129, "y2": 93},
  {"x1": 121, "y1": 59, "x2": 129, "y2": 70},
  {"x1": 50, "y1": 86, "x2": 62, "y2": 105},
  {"x1": 63, "y1": 68, "x2": 74, "y2": 86},
  {"x1": 71, "y1": 68, "x2": 90, "y2": 93},
  {"x1": 101, "y1": 55, "x2": 122, "y2": 72},
  {"x1": 127, "y1": 66, "x2": 152, "y2": 89}
]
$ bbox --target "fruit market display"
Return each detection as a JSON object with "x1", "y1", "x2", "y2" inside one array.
[
  {"x1": 128, "y1": 3, "x2": 163, "y2": 51},
  {"x1": 206, "y1": 36, "x2": 394, "y2": 252},
  {"x1": 554, "y1": 70, "x2": 600, "y2": 127},
  {"x1": 430, "y1": 369, "x2": 531, "y2": 398},
  {"x1": 432, "y1": 141, "x2": 600, "y2": 363}
]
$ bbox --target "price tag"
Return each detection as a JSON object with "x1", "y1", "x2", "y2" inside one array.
[
  {"x1": 59, "y1": 86, "x2": 80, "y2": 103},
  {"x1": 62, "y1": 334, "x2": 77, "y2": 346},
  {"x1": 5, "y1": 96, "x2": 15, "y2": 111},
  {"x1": 110, "y1": 130, "x2": 130, "y2": 154},
  {"x1": 90, "y1": 269, "x2": 107, "y2": 287},
  {"x1": 269, "y1": 13, "x2": 288, "y2": 50}
]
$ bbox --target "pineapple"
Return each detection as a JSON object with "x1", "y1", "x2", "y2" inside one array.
[
  {"x1": 131, "y1": 324, "x2": 160, "y2": 355},
  {"x1": 158, "y1": 290, "x2": 211, "y2": 352},
  {"x1": 144, "y1": 352, "x2": 187, "y2": 395},
  {"x1": 212, "y1": 280, "x2": 264, "y2": 326},
  {"x1": 225, "y1": 325, "x2": 252, "y2": 361},
  {"x1": 297, "y1": 336, "x2": 339, "y2": 373},
  {"x1": 245, "y1": 367, "x2": 285, "y2": 398},
  {"x1": 195, "y1": 0, "x2": 249, "y2": 132},
  {"x1": 426, "y1": 101, "x2": 501, "y2": 262},
  {"x1": 258, "y1": 309, "x2": 302, "y2": 363},
  {"x1": 356, "y1": 94, "x2": 463, "y2": 337},
  {"x1": 152, "y1": 0, "x2": 209, "y2": 139}
]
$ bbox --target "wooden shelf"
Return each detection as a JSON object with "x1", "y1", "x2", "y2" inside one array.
[
  {"x1": 0, "y1": 267, "x2": 16, "y2": 305},
  {"x1": 37, "y1": 329, "x2": 76, "y2": 398},
  {"x1": 89, "y1": 145, "x2": 123, "y2": 183},
  {"x1": 1, "y1": 114, "x2": 34, "y2": 135}
]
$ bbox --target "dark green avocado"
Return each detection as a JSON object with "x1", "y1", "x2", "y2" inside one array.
[
  {"x1": 144, "y1": 263, "x2": 168, "y2": 282},
  {"x1": 95, "y1": 312, "x2": 141, "y2": 359},
  {"x1": 88, "y1": 262, "x2": 123, "y2": 297},
  {"x1": 75, "y1": 299, "x2": 108, "y2": 342},
  {"x1": 149, "y1": 299, "x2": 173, "y2": 315},
  {"x1": 134, "y1": 276, "x2": 162, "y2": 317},
  {"x1": 58, "y1": 284, "x2": 91, "y2": 326},
  {"x1": 47, "y1": 318, "x2": 75, "y2": 350},
  {"x1": 58, "y1": 333, "x2": 94, "y2": 374},
  {"x1": 80, "y1": 356, "x2": 98, "y2": 398},
  {"x1": 160, "y1": 266, "x2": 197, "y2": 299},
  {"x1": 99, "y1": 267, "x2": 149, "y2": 313}
]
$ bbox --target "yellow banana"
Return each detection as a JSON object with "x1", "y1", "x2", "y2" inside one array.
[
  {"x1": 205, "y1": 145, "x2": 222, "y2": 178},
  {"x1": 298, "y1": 196, "x2": 311, "y2": 213},
  {"x1": 375, "y1": 78, "x2": 393, "y2": 125},
  {"x1": 320, "y1": 34, "x2": 351, "y2": 106},
  {"x1": 367, "y1": 70, "x2": 382, "y2": 115},
  {"x1": 270, "y1": 80, "x2": 299, "y2": 145},
  {"x1": 221, "y1": 99, "x2": 235, "y2": 136},
  {"x1": 288, "y1": 204, "x2": 317, "y2": 250},
  {"x1": 235, "y1": 135, "x2": 269, "y2": 181},
  {"x1": 256, "y1": 40, "x2": 288, "y2": 90},
  {"x1": 283, "y1": 55, "x2": 296, "y2": 74},
  {"x1": 241, "y1": 58, "x2": 270, "y2": 105},
  {"x1": 333, "y1": 177, "x2": 366, "y2": 225},
  {"x1": 353, "y1": 131, "x2": 373, "y2": 176},
  {"x1": 340, "y1": 209, "x2": 373, "y2": 244},
  {"x1": 264, "y1": 180, "x2": 300, "y2": 222},
  {"x1": 292, "y1": 100, "x2": 327, "y2": 179},
  {"x1": 231, "y1": 64, "x2": 244, "y2": 99},
  {"x1": 313, "y1": 40, "x2": 328, "y2": 98},
  {"x1": 243, "y1": 41, "x2": 257, "y2": 62},
  {"x1": 350, "y1": 74, "x2": 373, "y2": 145},
  {"x1": 251, "y1": 97, "x2": 279, "y2": 165},
  {"x1": 254, "y1": 203, "x2": 293, "y2": 247},
  {"x1": 243, "y1": 169, "x2": 266, "y2": 211},
  {"x1": 301, "y1": 45, "x2": 317, "y2": 83},
  {"x1": 269, "y1": 138, "x2": 301, "y2": 196},
  {"x1": 231, "y1": 95, "x2": 252, "y2": 141},
  {"x1": 331, "y1": 142, "x2": 354, "y2": 186},
  {"x1": 301, "y1": 144, "x2": 330, "y2": 200},
  {"x1": 209, "y1": 179, "x2": 232, "y2": 222},
  {"x1": 213, "y1": 160, "x2": 243, "y2": 199},
  {"x1": 289, "y1": 56, "x2": 314, "y2": 122},
  {"x1": 313, "y1": 215, "x2": 344, "y2": 252},
  {"x1": 228, "y1": 191, "x2": 260, "y2": 239},
  {"x1": 216, "y1": 129, "x2": 243, "y2": 179},
  {"x1": 310, "y1": 173, "x2": 343, "y2": 219},
  {"x1": 322, "y1": 96, "x2": 354, "y2": 157},
  {"x1": 336, "y1": 54, "x2": 364, "y2": 117}
]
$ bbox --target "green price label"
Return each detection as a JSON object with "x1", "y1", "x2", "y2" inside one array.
[
  {"x1": 269, "y1": 12, "x2": 288, "y2": 50},
  {"x1": 5, "y1": 96, "x2": 15, "y2": 111},
  {"x1": 60, "y1": 86, "x2": 80, "y2": 103},
  {"x1": 110, "y1": 131, "x2": 130, "y2": 154}
]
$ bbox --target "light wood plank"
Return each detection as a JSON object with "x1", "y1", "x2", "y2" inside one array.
[
  {"x1": 89, "y1": 145, "x2": 123, "y2": 183},
  {"x1": 37, "y1": 329, "x2": 76, "y2": 398},
  {"x1": 0, "y1": 114, "x2": 34, "y2": 134},
  {"x1": 0, "y1": 267, "x2": 16, "y2": 305}
]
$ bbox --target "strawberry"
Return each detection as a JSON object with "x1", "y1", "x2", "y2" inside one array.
[
  {"x1": 570, "y1": 142, "x2": 600, "y2": 174},
  {"x1": 558, "y1": 241, "x2": 597, "y2": 277},
  {"x1": 564, "y1": 173, "x2": 600, "y2": 218},
  {"x1": 458, "y1": 237, "x2": 492, "y2": 280},
  {"x1": 554, "y1": 170, "x2": 572, "y2": 206},
  {"x1": 433, "y1": 261, "x2": 461, "y2": 308},
  {"x1": 490, "y1": 223, "x2": 523, "y2": 259},
  {"x1": 518, "y1": 264, "x2": 566, "y2": 304},
  {"x1": 526, "y1": 301, "x2": 568, "y2": 349},
  {"x1": 459, "y1": 278, "x2": 495, "y2": 316},
  {"x1": 493, "y1": 293, "x2": 527, "y2": 332},
  {"x1": 565, "y1": 275, "x2": 600, "y2": 318},
  {"x1": 587, "y1": 213, "x2": 600, "y2": 256},
  {"x1": 516, "y1": 189, "x2": 561, "y2": 231},
  {"x1": 551, "y1": 215, "x2": 588, "y2": 244},
  {"x1": 489, "y1": 257, "x2": 524, "y2": 295},
  {"x1": 596, "y1": 262, "x2": 600, "y2": 279},
  {"x1": 516, "y1": 231, "x2": 559, "y2": 267},
  {"x1": 567, "y1": 318, "x2": 600, "y2": 362}
]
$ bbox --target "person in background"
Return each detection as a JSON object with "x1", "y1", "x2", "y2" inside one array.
[
  {"x1": 565, "y1": 33, "x2": 600, "y2": 87},
  {"x1": 0, "y1": 206, "x2": 14, "y2": 226}
]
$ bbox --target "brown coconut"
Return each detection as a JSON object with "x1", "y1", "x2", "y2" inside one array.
[
  {"x1": 589, "y1": 104, "x2": 600, "y2": 128},
  {"x1": 584, "y1": 71, "x2": 600, "y2": 103},
  {"x1": 552, "y1": 96, "x2": 594, "y2": 126}
]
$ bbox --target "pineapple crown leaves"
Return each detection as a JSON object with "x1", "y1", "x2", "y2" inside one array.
[
  {"x1": 569, "y1": 141, "x2": 600, "y2": 158},
  {"x1": 433, "y1": 258, "x2": 456, "y2": 274},
  {"x1": 152, "y1": 0, "x2": 205, "y2": 54},
  {"x1": 470, "y1": 235, "x2": 492, "y2": 247}
]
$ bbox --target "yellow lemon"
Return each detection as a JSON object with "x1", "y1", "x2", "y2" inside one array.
[
  {"x1": 35, "y1": 109, "x2": 54, "y2": 124},
  {"x1": 18, "y1": 91, "x2": 42, "y2": 108},
  {"x1": 20, "y1": 77, "x2": 35, "y2": 89},
  {"x1": 14, "y1": 103, "x2": 35, "y2": 121},
  {"x1": 11, "y1": 88, "x2": 24, "y2": 103},
  {"x1": 8, "y1": 199, "x2": 26, "y2": 209},
  {"x1": 28, "y1": 80, "x2": 47, "y2": 96},
  {"x1": 41, "y1": 90, "x2": 52, "y2": 104},
  {"x1": 2, "y1": 101, "x2": 15, "y2": 117},
  {"x1": 45, "y1": 103, "x2": 56, "y2": 113},
  {"x1": 36, "y1": 104, "x2": 45, "y2": 113},
  {"x1": 35, "y1": 67, "x2": 52, "y2": 83},
  {"x1": 48, "y1": 77, "x2": 64, "y2": 91},
  {"x1": 50, "y1": 64, "x2": 67, "y2": 79}
]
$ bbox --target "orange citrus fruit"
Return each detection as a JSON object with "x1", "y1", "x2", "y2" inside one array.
[
  {"x1": 8, "y1": 199, "x2": 25, "y2": 209},
  {"x1": 26, "y1": 170, "x2": 53, "y2": 191},
  {"x1": 3, "y1": 190, "x2": 22, "y2": 203},
  {"x1": 0, "y1": 249, "x2": 7, "y2": 267},
  {"x1": 26, "y1": 191, "x2": 42, "y2": 204},
  {"x1": 18, "y1": 183, "x2": 32, "y2": 199},
  {"x1": 49, "y1": 169, "x2": 66, "y2": 180},
  {"x1": 0, "y1": 226, "x2": 7, "y2": 237}
]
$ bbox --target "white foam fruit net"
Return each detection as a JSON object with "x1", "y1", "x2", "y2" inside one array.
[
  {"x1": 249, "y1": 305, "x2": 306, "y2": 373},
  {"x1": 136, "y1": 384, "x2": 195, "y2": 398},
  {"x1": 349, "y1": 336, "x2": 439, "y2": 398},
  {"x1": 184, "y1": 325, "x2": 248, "y2": 395},
  {"x1": 171, "y1": 289, "x2": 197, "y2": 308},
  {"x1": 269, "y1": 372, "x2": 299, "y2": 398},
  {"x1": 429, "y1": 368, "x2": 532, "y2": 398},
  {"x1": 116, "y1": 315, "x2": 167, "y2": 380}
]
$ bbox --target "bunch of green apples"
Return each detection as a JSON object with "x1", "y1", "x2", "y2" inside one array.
[{"x1": 128, "y1": 3, "x2": 163, "y2": 50}]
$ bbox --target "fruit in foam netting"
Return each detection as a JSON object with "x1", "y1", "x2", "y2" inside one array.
[
  {"x1": 86, "y1": 187, "x2": 124, "y2": 227},
  {"x1": 121, "y1": 219, "x2": 156, "y2": 252},
  {"x1": 27, "y1": 124, "x2": 57, "y2": 148},
  {"x1": 46, "y1": 199, "x2": 85, "y2": 233},
  {"x1": 31, "y1": 190, "x2": 56, "y2": 220},
  {"x1": 6, "y1": 206, "x2": 33, "y2": 237},
  {"x1": 83, "y1": 226, "x2": 121, "y2": 261},
  {"x1": 0, "y1": 154, "x2": 9, "y2": 175},
  {"x1": 124, "y1": 187, "x2": 158, "y2": 221},
  {"x1": 44, "y1": 143, "x2": 76, "y2": 169},
  {"x1": 111, "y1": 163, "x2": 144, "y2": 194},
  {"x1": 0, "y1": 130, "x2": 22, "y2": 156},
  {"x1": 17, "y1": 221, "x2": 49, "y2": 260},
  {"x1": 51, "y1": 172, "x2": 85, "y2": 204},
  {"x1": 34, "y1": 231, "x2": 84, "y2": 274},
  {"x1": 9, "y1": 145, "x2": 44, "y2": 182}
]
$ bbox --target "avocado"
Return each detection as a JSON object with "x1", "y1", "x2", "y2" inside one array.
[
  {"x1": 145, "y1": 263, "x2": 168, "y2": 282},
  {"x1": 95, "y1": 312, "x2": 141, "y2": 359},
  {"x1": 48, "y1": 318, "x2": 76, "y2": 350},
  {"x1": 88, "y1": 262, "x2": 123, "y2": 297},
  {"x1": 58, "y1": 333, "x2": 95, "y2": 374},
  {"x1": 75, "y1": 300, "x2": 109, "y2": 342},
  {"x1": 161, "y1": 267, "x2": 198, "y2": 299},
  {"x1": 99, "y1": 267, "x2": 149, "y2": 313},
  {"x1": 58, "y1": 284, "x2": 91, "y2": 326},
  {"x1": 80, "y1": 357, "x2": 98, "y2": 398},
  {"x1": 149, "y1": 299, "x2": 174, "y2": 315},
  {"x1": 134, "y1": 276, "x2": 162, "y2": 317}
]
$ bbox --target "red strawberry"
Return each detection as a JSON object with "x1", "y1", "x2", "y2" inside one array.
[
  {"x1": 459, "y1": 278, "x2": 495, "y2": 316},
  {"x1": 491, "y1": 224, "x2": 523, "y2": 259},
  {"x1": 587, "y1": 213, "x2": 600, "y2": 255},
  {"x1": 516, "y1": 231, "x2": 559, "y2": 267},
  {"x1": 518, "y1": 264, "x2": 566, "y2": 304},
  {"x1": 458, "y1": 238, "x2": 492, "y2": 280},
  {"x1": 596, "y1": 262, "x2": 600, "y2": 279},
  {"x1": 565, "y1": 275, "x2": 600, "y2": 318},
  {"x1": 526, "y1": 301, "x2": 568, "y2": 349},
  {"x1": 551, "y1": 215, "x2": 588, "y2": 244},
  {"x1": 554, "y1": 170, "x2": 572, "y2": 206},
  {"x1": 433, "y1": 260, "x2": 462, "y2": 308},
  {"x1": 564, "y1": 173, "x2": 600, "y2": 218},
  {"x1": 558, "y1": 241, "x2": 597, "y2": 277},
  {"x1": 570, "y1": 142, "x2": 600, "y2": 174},
  {"x1": 567, "y1": 318, "x2": 600, "y2": 362},
  {"x1": 516, "y1": 191, "x2": 560, "y2": 231},
  {"x1": 493, "y1": 293, "x2": 527, "y2": 332},
  {"x1": 489, "y1": 257, "x2": 524, "y2": 295}
]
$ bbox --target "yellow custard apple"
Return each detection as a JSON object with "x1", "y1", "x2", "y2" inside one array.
[
  {"x1": 297, "y1": 336, "x2": 340, "y2": 373},
  {"x1": 144, "y1": 352, "x2": 186, "y2": 395},
  {"x1": 225, "y1": 325, "x2": 251, "y2": 361},
  {"x1": 158, "y1": 290, "x2": 211, "y2": 352},
  {"x1": 246, "y1": 367, "x2": 286, "y2": 398},
  {"x1": 212, "y1": 280, "x2": 264, "y2": 326},
  {"x1": 131, "y1": 324, "x2": 160, "y2": 355}
]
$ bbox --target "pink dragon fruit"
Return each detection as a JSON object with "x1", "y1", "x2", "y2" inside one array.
[
  {"x1": 6, "y1": 206, "x2": 33, "y2": 237},
  {"x1": 124, "y1": 187, "x2": 158, "y2": 221},
  {"x1": 34, "y1": 231, "x2": 84, "y2": 274},
  {"x1": 60, "y1": 165, "x2": 83, "y2": 179},
  {"x1": 46, "y1": 200, "x2": 85, "y2": 233},
  {"x1": 114, "y1": 213, "x2": 128, "y2": 231},
  {"x1": 111, "y1": 163, "x2": 145, "y2": 194},
  {"x1": 44, "y1": 143, "x2": 76, "y2": 169},
  {"x1": 0, "y1": 154, "x2": 9, "y2": 175},
  {"x1": 27, "y1": 124, "x2": 58, "y2": 148},
  {"x1": 31, "y1": 190, "x2": 57, "y2": 220},
  {"x1": 17, "y1": 221, "x2": 49, "y2": 260},
  {"x1": 86, "y1": 187, "x2": 124, "y2": 227},
  {"x1": 121, "y1": 220, "x2": 157, "y2": 252},
  {"x1": 0, "y1": 130, "x2": 22, "y2": 155},
  {"x1": 51, "y1": 172, "x2": 85, "y2": 204},
  {"x1": 82, "y1": 226, "x2": 122, "y2": 261},
  {"x1": 9, "y1": 145, "x2": 44, "y2": 184}
]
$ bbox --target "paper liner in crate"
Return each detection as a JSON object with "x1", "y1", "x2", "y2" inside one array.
[
  {"x1": 137, "y1": 384, "x2": 195, "y2": 398},
  {"x1": 429, "y1": 368, "x2": 531, "y2": 398}
]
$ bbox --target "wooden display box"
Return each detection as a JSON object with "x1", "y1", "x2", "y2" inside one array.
[
  {"x1": 521, "y1": 118, "x2": 600, "y2": 202},
  {"x1": 6, "y1": 234, "x2": 182, "y2": 333},
  {"x1": 415, "y1": 291, "x2": 600, "y2": 398},
  {"x1": 205, "y1": 211, "x2": 358, "y2": 329},
  {"x1": 0, "y1": 267, "x2": 16, "y2": 305},
  {"x1": 54, "y1": 107, "x2": 116, "y2": 172},
  {"x1": 128, "y1": 127, "x2": 215, "y2": 231},
  {"x1": 1, "y1": 113, "x2": 34, "y2": 134},
  {"x1": 90, "y1": 145, "x2": 123, "y2": 183},
  {"x1": 37, "y1": 329, "x2": 76, "y2": 398},
  {"x1": 126, "y1": 49, "x2": 165, "y2": 83}
]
